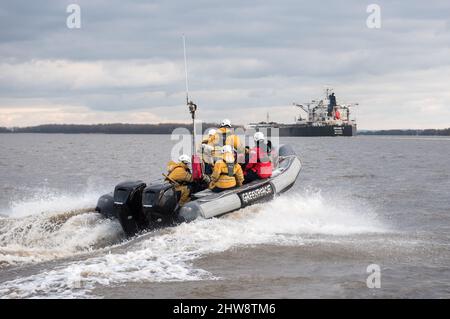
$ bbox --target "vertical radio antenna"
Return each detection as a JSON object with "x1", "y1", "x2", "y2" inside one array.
[
  {"x1": 183, "y1": 34, "x2": 189, "y2": 105},
  {"x1": 182, "y1": 35, "x2": 198, "y2": 159}
]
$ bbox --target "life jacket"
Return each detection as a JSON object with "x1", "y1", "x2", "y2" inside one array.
[
  {"x1": 219, "y1": 127, "x2": 228, "y2": 146},
  {"x1": 200, "y1": 135, "x2": 217, "y2": 164},
  {"x1": 166, "y1": 161, "x2": 192, "y2": 185},
  {"x1": 245, "y1": 145, "x2": 272, "y2": 179},
  {"x1": 215, "y1": 127, "x2": 241, "y2": 151},
  {"x1": 209, "y1": 154, "x2": 244, "y2": 189}
]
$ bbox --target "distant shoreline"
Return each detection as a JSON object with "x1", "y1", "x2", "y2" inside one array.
[
  {"x1": 358, "y1": 129, "x2": 450, "y2": 136},
  {"x1": 0, "y1": 123, "x2": 219, "y2": 135},
  {"x1": 0, "y1": 124, "x2": 449, "y2": 136}
]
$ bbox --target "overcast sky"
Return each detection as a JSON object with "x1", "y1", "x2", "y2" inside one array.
[{"x1": 1, "y1": 0, "x2": 449, "y2": 129}]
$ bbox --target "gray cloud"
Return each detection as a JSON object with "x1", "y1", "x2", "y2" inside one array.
[{"x1": 1, "y1": 0, "x2": 450, "y2": 128}]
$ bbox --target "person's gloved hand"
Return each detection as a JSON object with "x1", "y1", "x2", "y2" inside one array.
[{"x1": 202, "y1": 175, "x2": 211, "y2": 184}]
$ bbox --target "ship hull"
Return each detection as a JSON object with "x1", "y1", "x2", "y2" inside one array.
[{"x1": 262, "y1": 124, "x2": 357, "y2": 137}]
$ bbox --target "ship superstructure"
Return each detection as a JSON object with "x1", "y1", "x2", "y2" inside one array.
[{"x1": 247, "y1": 88, "x2": 358, "y2": 136}]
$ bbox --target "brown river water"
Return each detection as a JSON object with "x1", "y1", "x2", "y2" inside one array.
[{"x1": 0, "y1": 134, "x2": 449, "y2": 298}]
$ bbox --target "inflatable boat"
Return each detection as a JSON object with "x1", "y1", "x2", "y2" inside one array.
[{"x1": 96, "y1": 144, "x2": 301, "y2": 237}]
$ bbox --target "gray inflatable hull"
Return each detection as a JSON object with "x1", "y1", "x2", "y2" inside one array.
[{"x1": 178, "y1": 144, "x2": 301, "y2": 222}]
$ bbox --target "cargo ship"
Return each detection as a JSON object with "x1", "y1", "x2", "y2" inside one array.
[{"x1": 247, "y1": 88, "x2": 358, "y2": 136}]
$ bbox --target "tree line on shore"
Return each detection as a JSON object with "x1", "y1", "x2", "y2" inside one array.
[
  {"x1": 358, "y1": 128, "x2": 450, "y2": 136},
  {"x1": 0, "y1": 124, "x2": 449, "y2": 135},
  {"x1": 0, "y1": 123, "x2": 221, "y2": 134}
]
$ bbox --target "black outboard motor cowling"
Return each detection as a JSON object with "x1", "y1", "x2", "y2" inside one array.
[
  {"x1": 96, "y1": 193, "x2": 115, "y2": 218},
  {"x1": 142, "y1": 183, "x2": 179, "y2": 228},
  {"x1": 113, "y1": 181, "x2": 147, "y2": 237}
]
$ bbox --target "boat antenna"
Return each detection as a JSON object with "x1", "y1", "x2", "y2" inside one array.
[
  {"x1": 183, "y1": 35, "x2": 190, "y2": 105},
  {"x1": 182, "y1": 35, "x2": 197, "y2": 157}
]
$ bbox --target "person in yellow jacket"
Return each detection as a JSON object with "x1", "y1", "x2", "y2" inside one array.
[
  {"x1": 165, "y1": 154, "x2": 193, "y2": 205},
  {"x1": 200, "y1": 129, "x2": 217, "y2": 174},
  {"x1": 214, "y1": 119, "x2": 243, "y2": 153},
  {"x1": 209, "y1": 145, "x2": 244, "y2": 192}
]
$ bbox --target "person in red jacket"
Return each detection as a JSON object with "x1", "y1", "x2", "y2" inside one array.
[{"x1": 244, "y1": 132, "x2": 273, "y2": 183}]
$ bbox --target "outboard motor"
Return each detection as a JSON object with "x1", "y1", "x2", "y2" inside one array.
[
  {"x1": 142, "y1": 183, "x2": 179, "y2": 228},
  {"x1": 96, "y1": 193, "x2": 115, "y2": 219},
  {"x1": 113, "y1": 181, "x2": 147, "y2": 237}
]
